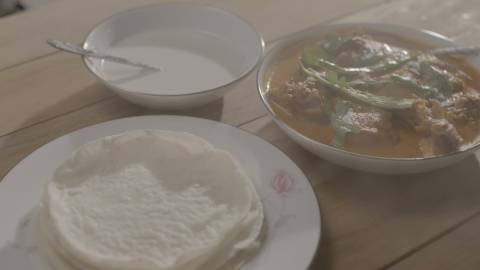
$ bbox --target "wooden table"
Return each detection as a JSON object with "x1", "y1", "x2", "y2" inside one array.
[{"x1": 2, "y1": 0, "x2": 480, "y2": 269}]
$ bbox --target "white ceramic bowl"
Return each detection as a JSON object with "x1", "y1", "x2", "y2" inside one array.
[
  {"x1": 257, "y1": 23, "x2": 480, "y2": 174},
  {"x1": 83, "y1": 3, "x2": 264, "y2": 110}
]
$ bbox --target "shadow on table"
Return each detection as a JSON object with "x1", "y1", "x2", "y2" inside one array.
[
  {"x1": 146, "y1": 95, "x2": 226, "y2": 121},
  {"x1": 24, "y1": 83, "x2": 226, "y2": 127},
  {"x1": 314, "y1": 155, "x2": 480, "y2": 268}
]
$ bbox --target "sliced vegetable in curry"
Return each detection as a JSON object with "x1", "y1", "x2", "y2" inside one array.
[{"x1": 266, "y1": 31, "x2": 480, "y2": 157}]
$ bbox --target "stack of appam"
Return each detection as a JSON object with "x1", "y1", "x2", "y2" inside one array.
[{"x1": 37, "y1": 130, "x2": 264, "y2": 270}]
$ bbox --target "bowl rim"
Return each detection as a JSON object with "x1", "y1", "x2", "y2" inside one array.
[
  {"x1": 81, "y1": 2, "x2": 265, "y2": 97},
  {"x1": 257, "y1": 22, "x2": 480, "y2": 162}
]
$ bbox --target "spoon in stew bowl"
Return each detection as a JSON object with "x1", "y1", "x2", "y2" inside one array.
[
  {"x1": 430, "y1": 46, "x2": 480, "y2": 56},
  {"x1": 46, "y1": 39, "x2": 162, "y2": 71}
]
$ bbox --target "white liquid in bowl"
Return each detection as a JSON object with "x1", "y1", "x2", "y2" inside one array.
[{"x1": 95, "y1": 29, "x2": 246, "y2": 95}]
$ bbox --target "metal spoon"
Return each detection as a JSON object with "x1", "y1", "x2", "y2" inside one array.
[
  {"x1": 430, "y1": 46, "x2": 480, "y2": 56},
  {"x1": 46, "y1": 39, "x2": 162, "y2": 71}
]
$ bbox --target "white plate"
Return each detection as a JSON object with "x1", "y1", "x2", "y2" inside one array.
[{"x1": 0, "y1": 115, "x2": 321, "y2": 270}]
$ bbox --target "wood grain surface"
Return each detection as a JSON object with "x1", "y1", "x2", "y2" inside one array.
[{"x1": 1, "y1": 0, "x2": 480, "y2": 269}]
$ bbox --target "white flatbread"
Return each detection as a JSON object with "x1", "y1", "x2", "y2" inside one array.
[{"x1": 39, "y1": 130, "x2": 263, "y2": 270}]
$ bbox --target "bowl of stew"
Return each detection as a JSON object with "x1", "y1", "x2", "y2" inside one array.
[{"x1": 257, "y1": 23, "x2": 480, "y2": 174}]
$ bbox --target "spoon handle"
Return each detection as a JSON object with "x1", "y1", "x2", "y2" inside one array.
[
  {"x1": 430, "y1": 46, "x2": 480, "y2": 56},
  {"x1": 46, "y1": 39, "x2": 161, "y2": 70}
]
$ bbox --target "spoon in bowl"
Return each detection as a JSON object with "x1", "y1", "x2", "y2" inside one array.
[
  {"x1": 430, "y1": 46, "x2": 480, "y2": 56},
  {"x1": 46, "y1": 39, "x2": 162, "y2": 71}
]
